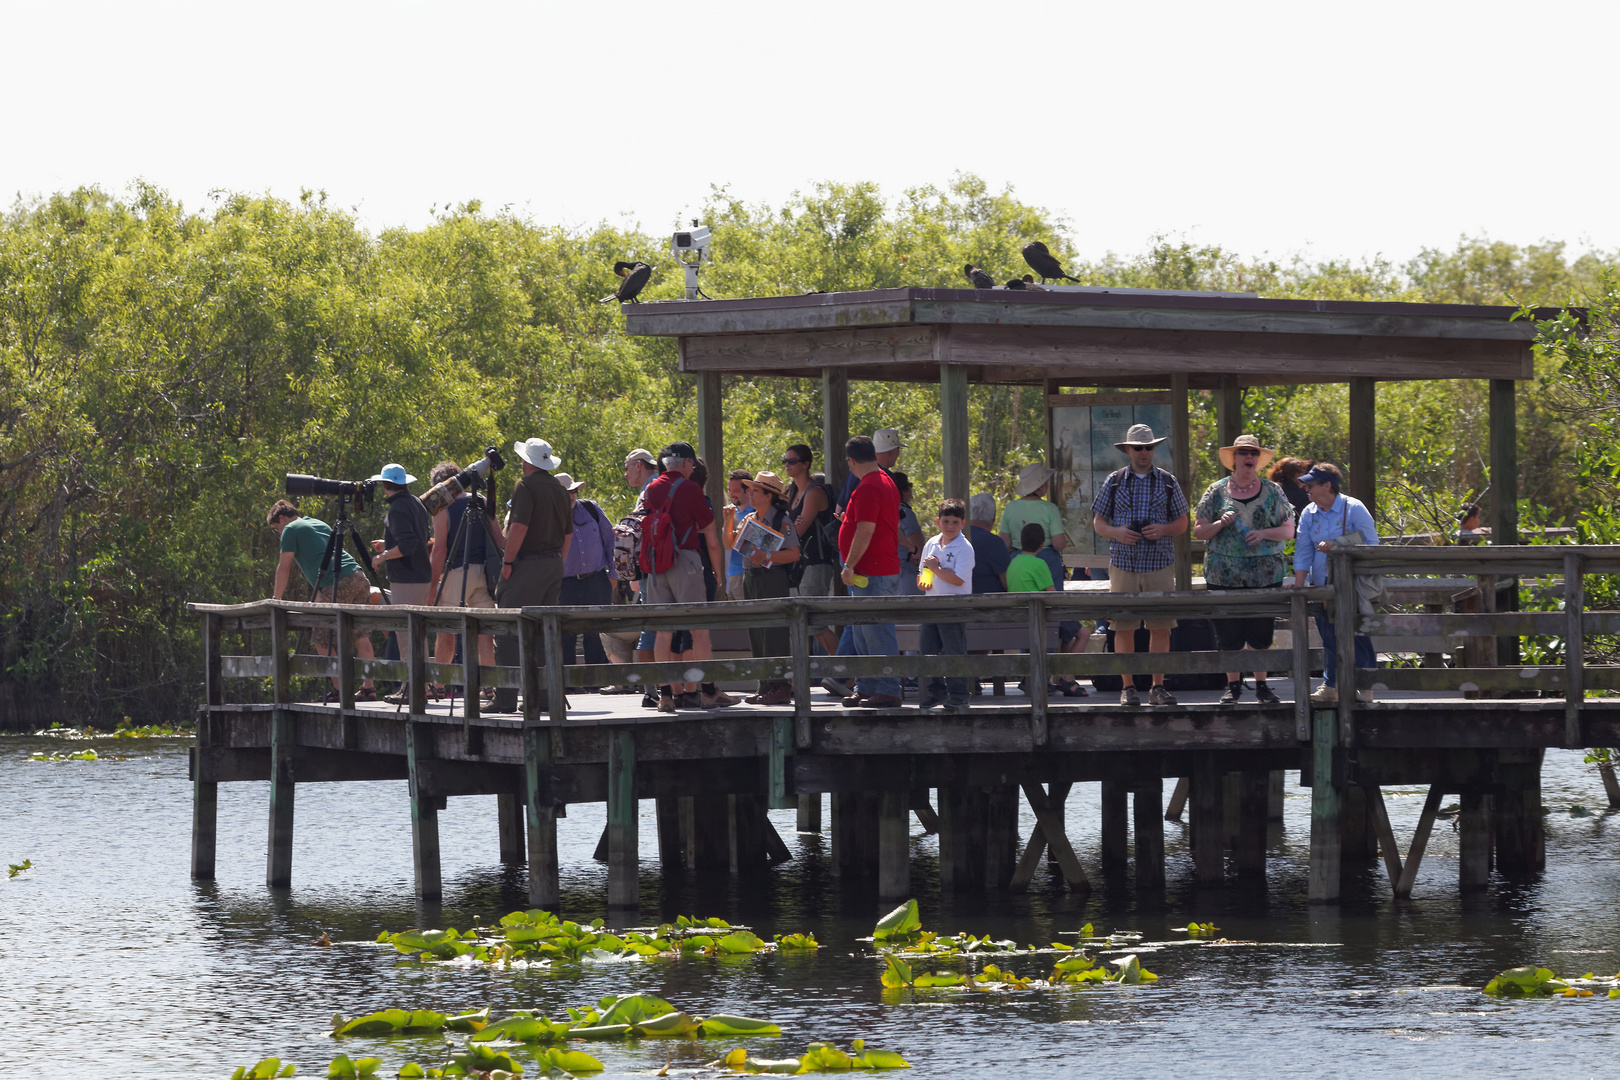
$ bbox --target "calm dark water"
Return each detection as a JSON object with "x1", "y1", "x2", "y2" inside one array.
[{"x1": 4, "y1": 734, "x2": 1620, "y2": 1079}]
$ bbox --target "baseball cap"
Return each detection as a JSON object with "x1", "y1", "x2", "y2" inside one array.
[
  {"x1": 873, "y1": 428, "x2": 905, "y2": 453},
  {"x1": 659, "y1": 441, "x2": 698, "y2": 465},
  {"x1": 625, "y1": 448, "x2": 656, "y2": 467}
]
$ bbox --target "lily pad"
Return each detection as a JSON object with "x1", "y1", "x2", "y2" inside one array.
[{"x1": 700, "y1": 1015, "x2": 783, "y2": 1037}]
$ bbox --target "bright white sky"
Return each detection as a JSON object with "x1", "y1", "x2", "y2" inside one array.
[{"x1": 6, "y1": 0, "x2": 1611, "y2": 267}]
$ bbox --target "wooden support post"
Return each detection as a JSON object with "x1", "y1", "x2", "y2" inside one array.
[
  {"x1": 940, "y1": 363, "x2": 970, "y2": 503},
  {"x1": 796, "y1": 793, "x2": 822, "y2": 834},
  {"x1": 336, "y1": 608, "x2": 356, "y2": 711},
  {"x1": 729, "y1": 794, "x2": 769, "y2": 873},
  {"x1": 1190, "y1": 755, "x2": 1224, "y2": 884},
  {"x1": 910, "y1": 789, "x2": 940, "y2": 835},
  {"x1": 938, "y1": 785, "x2": 986, "y2": 892},
  {"x1": 461, "y1": 614, "x2": 482, "y2": 725},
  {"x1": 878, "y1": 789, "x2": 911, "y2": 900},
  {"x1": 607, "y1": 728, "x2": 637, "y2": 908},
  {"x1": 1333, "y1": 551, "x2": 1357, "y2": 747},
  {"x1": 1234, "y1": 770, "x2": 1268, "y2": 880},
  {"x1": 271, "y1": 606, "x2": 291, "y2": 706},
  {"x1": 1027, "y1": 596, "x2": 1048, "y2": 746},
  {"x1": 497, "y1": 792, "x2": 525, "y2": 864},
  {"x1": 831, "y1": 791, "x2": 877, "y2": 878},
  {"x1": 768, "y1": 716, "x2": 794, "y2": 810},
  {"x1": 1171, "y1": 372, "x2": 1192, "y2": 591},
  {"x1": 1495, "y1": 752, "x2": 1545, "y2": 877},
  {"x1": 1348, "y1": 377, "x2": 1376, "y2": 519},
  {"x1": 1291, "y1": 592, "x2": 1310, "y2": 741},
  {"x1": 193, "y1": 614, "x2": 222, "y2": 880},
  {"x1": 518, "y1": 615, "x2": 541, "y2": 723},
  {"x1": 1165, "y1": 776, "x2": 1189, "y2": 823},
  {"x1": 408, "y1": 611, "x2": 428, "y2": 716},
  {"x1": 542, "y1": 613, "x2": 567, "y2": 724},
  {"x1": 1217, "y1": 374, "x2": 1241, "y2": 473},
  {"x1": 1268, "y1": 770, "x2": 1285, "y2": 821},
  {"x1": 790, "y1": 604, "x2": 812, "y2": 749},
  {"x1": 1565, "y1": 552, "x2": 1584, "y2": 747},
  {"x1": 1133, "y1": 776, "x2": 1165, "y2": 892},
  {"x1": 1601, "y1": 762, "x2": 1620, "y2": 810},
  {"x1": 522, "y1": 723, "x2": 559, "y2": 907},
  {"x1": 1395, "y1": 786, "x2": 1443, "y2": 897},
  {"x1": 406, "y1": 721, "x2": 441, "y2": 902},
  {"x1": 1458, "y1": 789, "x2": 1492, "y2": 892},
  {"x1": 764, "y1": 816, "x2": 794, "y2": 865},
  {"x1": 655, "y1": 797, "x2": 684, "y2": 867},
  {"x1": 1010, "y1": 783, "x2": 1089, "y2": 893},
  {"x1": 1490, "y1": 377, "x2": 1520, "y2": 664},
  {"x1": 985, "y1": 785, "x2": 1020, "y2": 890},
  {"x1": 266, "y1": 705, "x2": 295, "y2": 888},
  {"x1": 1100, "y1": 781, "x2": 1128, "y2": 877},
  {"x1": 1366, "y1": 785, "x2": 1402, "y2": 891},
  {"x1": 691, "y1": 795, "x2": 730, "y2": 870},
  {"x1": 1308, "y1": 707, "x2": 1342, "y2": 903},
  {"x1": 1340, "y1": 784, "x2": 1375, "y2": 864},
  {"x1": 822, "y1": 367, "x2": 850, "y2": 497},
  {"x1": 1221, "y1": 771, "x2": 1241, "y2": 850},
  {"x1": 698, "y1": 370, "x2": 725, "y2": 515}
]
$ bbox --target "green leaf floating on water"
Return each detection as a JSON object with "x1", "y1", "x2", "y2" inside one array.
[
  {"x1": 569, "y1": 1024, "x2": 634, "y2": 1041},
  {"x1": 447, "y1": 1043, "x2": 523, "y2": 1074},
  {"x1": 716, "y1": 931, "x2": 769, "y2": 954},
  {"x1": 396, "y1": 1066, "x2": 426, "y2": 1079},
  {"x1": 632, "y1": 1011, "x2": 702, "y2": 1037},
  {"x1": 873, "y1": 899, "x2": 922, "y2": 941},
  {"x1": 596, "y1": 994, "x2": 676, "y2": 1027},
  {"x1": 1483, "y1": 966, "x2": 1571, "y2": 996},
  {"x1": 472, "y1": 1016, "x2": 573, "y2": 1044},
  {"x1": 535, "y1": 1047, "x2": 604, "y2": 1073},
  {"x1": 701, "y1": 1015, "x2": 783, "y2": 1037},
  {"x1": 1111, "y1": 954, "x2": 1158, "y2": 985},
  {"x1": 326, "y1": 1055, "x2": 381, "y2": 1078},
  {"x1": 775, "y1": 932, "x2": 820, "y2": 951},
  {"x1": 444, "y1": 1009, "x2": 489, "y2": 1033},
  {"x1": 880, "y1": 955, "x2": 913, "y2": 989},
  {"x1": 233, "y1": 1060, "x2": 295, "y2": 1080}
]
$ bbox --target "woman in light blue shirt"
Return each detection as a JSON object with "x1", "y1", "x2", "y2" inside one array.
[{"x1": 1285, "y1": 463, "x2": 1378, "y2": 703}]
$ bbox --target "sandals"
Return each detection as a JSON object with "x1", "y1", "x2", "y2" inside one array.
[{"x1": 354, "y1": 687, "x2": 379, "y2": 702}]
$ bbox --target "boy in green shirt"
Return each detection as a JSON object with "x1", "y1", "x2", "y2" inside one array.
[{"x1": 1007, "y1": 523, "x2": 1055, "y2": 593}]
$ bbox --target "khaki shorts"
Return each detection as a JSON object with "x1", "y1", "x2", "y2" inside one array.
[
  {"x1": 436, "y1": 565, "x2": 496, "y2": 609},
  {"x1": 1108, "y1": 564, "x2": 1179, "y2": 630},
  {"x1": 332, "y1": 570, "x2": 372, "y2": 605},
  {"x1": 727, "y1": 572, "x2": 747, "y2": 602},
  {"x1": 643, "y1": 548, "x2": 706, "y2": 605},
  {"x1": 791, "y1": 561, "x2": 838, "y2": 634}
]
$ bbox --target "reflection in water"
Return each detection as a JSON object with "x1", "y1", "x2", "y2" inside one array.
[{"x1": 3, "y1": 735, "x2": 1619, "y2": 1077}]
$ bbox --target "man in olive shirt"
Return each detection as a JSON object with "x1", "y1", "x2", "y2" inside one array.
[{"x1": 491, "y1": 437, "x2": 573, "y2": 712}]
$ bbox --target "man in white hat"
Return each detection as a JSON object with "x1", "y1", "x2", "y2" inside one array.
[
  {"x1": 368, "y1": 462, "x2": 434, "y2": 607},
  {"x1": 490, "y1": 438, "x2": 573, "y2": 712},
  {"x1": 1091, "y1": 424, "x2": 1190, "y2": 707}
]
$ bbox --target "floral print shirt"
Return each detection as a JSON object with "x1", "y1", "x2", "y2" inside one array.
[{"x1": 1195, "y1": 477, "x2": 1291, "y2": 588}]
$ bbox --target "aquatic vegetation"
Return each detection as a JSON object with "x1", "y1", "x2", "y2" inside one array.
[
  {"x1": 29, "y1": 749, "x2": 101, "y2": 762},
  {"x1": 230, "y1": 1059, "x2": 296, "y2": 1079},
  {"x1": 461, "y1": 995, "x2": 779, "y2": 1044},
  {"x1": 871, "y1": 901, "x2": 923, "y2": 944},
  {"x1": 330, "y1": 1009, "x2": 489, "y2": 1036},
  {"x1": 1482, "y1": 966, "x2": 1620, "y2": 997},
  {"x1": 8, "y1": 859, "x2": 32, "y2": 878},
  {"x1": 1178, "y1": 923, "x2": 1220, "y2": 938},
  {"x1": 713, "y1": 1040, "x2": 909, "y2": 1073},
  {"x1": 325, "y1": 1055, "x2": 382, "y2": 1078},
  {"x1": 879, "y1": 940, "x2": 1156, "y2": 992},
  {"x1": 378, "y1": 912, "x2": 810, "y2": 968}
]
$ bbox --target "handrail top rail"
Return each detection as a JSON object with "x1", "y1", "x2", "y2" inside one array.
[{"x1": 1338, "y1": 543, "x2": 1620, "y2": 561}]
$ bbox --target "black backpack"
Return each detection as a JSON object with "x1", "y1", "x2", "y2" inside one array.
[{"x1": 1099, "y1": 466, "x2": 1176, "y2": 524}]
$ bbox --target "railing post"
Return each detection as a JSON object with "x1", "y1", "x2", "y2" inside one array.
[
  {"x1": 407, "y1": 611, "x2": 428, "y2": 716},
  {"x1": 790, "y1": 603, "x2": 811, "y2": 748},
  {"x1": 1333, "y1": 551, "x2": 1356, "y2": 746},
  {"x1": 1027, "y1": 596, "x2": 1048, "y2": 746},
  {"x1": 462, "y1": 614, "x2": 482, "y2": 724},
  {"x1": 336, "y1": 608, "x2": 356, "y2": 711},
  {"x1": 204, "y1": 611, "x2": 223, "y2": 708},
  {"x1": 270, "y1": 606, "x2": 290, "y2": 706},
  {"x1": 1291, "y1": 592, "x2": 1309, "y2": 741},
  {"x1": 519, "y1": 615, "x2": 541, "y2": 719},
  {"x1": 1565, "y1": 552, "x2": 1584, "y2": 748},
  {"x1": 542, "y1": 612, "x2": 567, "y2": 724},
  {"x1": 193, "y1": 610, "x2": 221, "y2": 881}
]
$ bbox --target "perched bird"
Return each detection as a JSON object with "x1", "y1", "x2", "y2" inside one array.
[
  {"x1": 963, "y1": 263, "x2": 996, "y2": 289},
  {"x1": 1021, "y1": 241, "x2": 1079, "y2": 283},
  {"x1": 1004, "y1": 277, "x2": 1027, "y2": 290},
  {"x1": 600, "y1": 261, "x2": 653, "y2": 304}
]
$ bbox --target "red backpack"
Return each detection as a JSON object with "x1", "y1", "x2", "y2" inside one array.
[{"x1": 638, "y1": 476, "x2": 694, "y2": 576}]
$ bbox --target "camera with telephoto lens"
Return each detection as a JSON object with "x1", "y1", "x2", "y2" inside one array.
[
  {"x1": 284, "y1": 473, "x2": 378, "y2": 510},
  {"x1": 420, "y1": 447, "x2": 506, "y2": 517},
  {"x1": 1129, "y1": 519, "x2": 1151, "y2": 534}
]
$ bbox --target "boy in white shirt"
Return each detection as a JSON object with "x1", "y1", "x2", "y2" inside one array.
[{"x1": 917, "y1": 498, "x2": 976, "y2": 710}]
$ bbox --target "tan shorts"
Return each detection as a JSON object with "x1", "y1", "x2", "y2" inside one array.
[
  {"x1": 643, "y1": 548, "x2": 706, "y2": 605},
  {"x1": 436, "y1": 565, "x2": 496, "y2": 609},
  {"x1": 1108, "y1": 565, "x2": 1179, "y2": 630},
  {"x1": 332, "y1": 570, "x2": 371, "y2": 605}
]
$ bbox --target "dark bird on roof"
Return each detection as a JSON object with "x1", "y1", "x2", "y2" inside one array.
[
  {"x1": 1004, "y1": 277, "x2": 1027, "y2": 290},
  {"x1": 963, "y1": 263, "x2": 996, "y2": 289},
  {"x1": 1021, "y1": 241, "x2": 1079, "y2": 284},
  {"x1": 601, "y1": 261, "x2": 653, "y2": 303}
]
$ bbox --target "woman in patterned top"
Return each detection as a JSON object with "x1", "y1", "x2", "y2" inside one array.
[{"x1": 1192, "y1": 434, "x2": 1296, "y2": 705}]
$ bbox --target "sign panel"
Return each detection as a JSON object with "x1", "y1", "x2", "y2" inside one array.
[{"x1": 1052, "y1": 400, "x2": 1174, "y2": 556}]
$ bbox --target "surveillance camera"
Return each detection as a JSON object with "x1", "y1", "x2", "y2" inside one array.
[{"x1": 672, "y1": 225, "x2": 711, "y2": 255}]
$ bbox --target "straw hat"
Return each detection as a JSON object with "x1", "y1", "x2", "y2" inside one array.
[
  {"x1": 1113, "y1": 424, "x2": 1168, "y2": 451},
  {"x1": 1218, "y1": 434, "x2": 1276, "y2": 471},
  {"x1": 743, "y1": 471, "x2": 787, "y2": 498},
  {"x1": 1016, "y1": 463, "x2": 1057, "y2": 497}
]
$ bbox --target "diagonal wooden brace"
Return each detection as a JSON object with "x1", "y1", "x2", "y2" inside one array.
[{"x1": 1007, "y1": 782, "x2": 1089, "y2": 893}]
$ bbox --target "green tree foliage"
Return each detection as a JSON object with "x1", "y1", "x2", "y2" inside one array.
[{"x1": 0, "y1": 176, "x2": 1610, "y2": 722}]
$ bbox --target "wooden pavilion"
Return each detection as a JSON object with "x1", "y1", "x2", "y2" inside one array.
[{"x1": 626, "y1": 285, "x2": 1543, "y2": 593}]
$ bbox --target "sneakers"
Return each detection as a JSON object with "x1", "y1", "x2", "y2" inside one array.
[
  {"x1": 641, "y1": 691, "x2": 660, "y2": 709},
  {"x1": 1120, "y1": 685, "x2": 1141, "y2": 707},
  {"x1": 676, "y1": 691, "x2": 704, "y2": 709},
  {"x1": 822, "y1": 678, "x2": 854, "y2": 698},
  {"x1": 1148, "y1": 685, "x2": 1178, "y2": 707},
  {"x1": 1309, "y1": 684, "x2": 1338, "y2": 704},
  {"x1": 944, "y1": 697, "x2": 972, "y2": 711},
  {"x1": 1356, "y1": 689, "x2": 1375, "y2": 704},
  {"x1": 744, "y1": 687, "x2": 793, "y2": 706},
  {"x1": 842, "y1": 692, "x2": 866, "y2": 708},
  {"x1": 656, "y1": 692, "x2": 677, "y2": 714},
  {"x1": 857, "y1": 693, "x2": 904, "y2": 709},
  {"x1": 917, "y1": 695, "x2": 946, "y2": 710},
  {"x1": 701, "y1": 689, "x2": 739, "y2": 708},
  {"x1": 1219, "y1": 682, "x2": 1242, "y2": 705},
  {"x1": 1254, "y1": 683, "x2": 1281, "y2": 706}
]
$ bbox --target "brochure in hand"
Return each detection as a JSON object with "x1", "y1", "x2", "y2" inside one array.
[{"x1": 733, "y1": 514, "x2": 786, "y2": 561}]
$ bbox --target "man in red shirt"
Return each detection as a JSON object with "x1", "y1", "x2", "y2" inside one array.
[
  {"x1": 838, "y1": 435, "x2": 903, "y2": 707},
  {"x1": 641, "y1": 441, "x2": 733, "y2": 712}
]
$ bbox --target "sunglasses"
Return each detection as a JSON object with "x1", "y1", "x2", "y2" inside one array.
[
  {"x1": 1235, "y1": 449, "x2": 1261, "y2": 458},
  {"x1": 782, "y1": 457, "x2": 803, "y2": 465}
]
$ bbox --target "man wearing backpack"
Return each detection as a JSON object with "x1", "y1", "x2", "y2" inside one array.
[
  {"x1": 641, "y1": 441, "x2": 732, "y2": 713},
  {"x1": 557, "y1": 472, "x2": 616, "y2": 681},
  {"x1": 1091, "y1": 424, "x2": 1190, "y2": 708},
  {"x1": 491, "y1": 437, "x2": 573, "y2": 713}
]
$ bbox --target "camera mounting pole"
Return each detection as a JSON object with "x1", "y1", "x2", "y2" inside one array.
[{"x1": 672, "y1": 220, "x2": 712, "y2": 301}]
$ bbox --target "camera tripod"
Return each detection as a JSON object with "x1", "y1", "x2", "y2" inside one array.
[
  {"x1": 314, "y1": 489, "x2": 390, "y2": 605},
  {"x1": 429, "y1": 470, "x2": 505, "y2": 711}
]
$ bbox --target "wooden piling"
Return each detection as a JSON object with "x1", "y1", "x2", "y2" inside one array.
[
  {"x1": 1267, "y1": 770, "x2": 1285, "y2": 822},
  {"x1": 1100, "y1": 781, "x2": 1128, "y2": 877},
  {"x1": 406, "y1": 721, "x2": 442, "y2": 902},
  {"x1": 1308, "y1": 707, "x2": 1342, "y2": 903},
  {"x1": 1340, "y1": 784, "x2": 1377, "y2": 864},
  {"x1": 498, "y1": 793, "x2": 525, "y2": 864},
  {"x1": 938, "y1": 785, "x2": 987, "y2": 891},
  {"x1": 1234, "y1": 770, "x2": 1268, "y2": 880},
  {"x1": 797, "y1": 793, "x2": 822, "y2": 834},
  {"x1": 690, "y1": 795, "x2": 730, "y2": 870},
  {"x1": 606, "y1": 728, "x2": 638, "y2": 908},
  {"x1": 729, "y1": 794, "x2": 770, "y2": 873},
  {"x1": 521, "y1": 619, "x2": 560, "y2": 907},
  {"x1": 832, "y1": 791, "x2": 879, "y2": 878},
  {"x1": 1190, "y1": 755, "x2": 1224, "y2": 884},
  {"x1": 193, "y1": 612, "x2": 221, "y2": 881},
  {"x1": 266, "y1": 709, "x2": 296, "y2": 889},
  {"x1": 1165, "y1": 776, "x2": 1189, "y2": 822},
  {"x1": 1132, "y1": 776, "x2": 1165, "y2": 892},
  {"x1": 984, "y1": 784, "x2": 1020, "y2": 890},
  {"x1": 1495, "y1": 751, "x2": 1544, "y2": 876},
  {"x1": 1459, "y1": 789, "x2": 1493, "y2": 892},
  {"x1": 878, "y1": 789, "x2": 912, "y2": 900},
  {"x1": 656, "y1": 797, "x2": 685, "y2": 867}
]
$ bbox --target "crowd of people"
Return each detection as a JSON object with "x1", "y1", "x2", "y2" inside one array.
[{"x1": 263, "y1": 424, "x2": 1401, "y2": 712}]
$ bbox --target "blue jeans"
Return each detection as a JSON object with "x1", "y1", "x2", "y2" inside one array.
[
  {"x1": 1315, "y1": 613, "x2": 1376, "y2": 688},
  {"x1": 920, "y1": 621, "x2": 968, "y2": 702},
  {"x1": 851, "y1": 573, "x2": 900, "y2": 698}
]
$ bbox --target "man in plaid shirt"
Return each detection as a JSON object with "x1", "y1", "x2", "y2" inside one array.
[{"x1": 1091, "y1": 424, "x2": 1190, "y2": 707}]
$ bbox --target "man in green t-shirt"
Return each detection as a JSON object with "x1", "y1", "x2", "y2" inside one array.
[{"x1": 266, "y1": 500, "x2": 377, "y2": 698}]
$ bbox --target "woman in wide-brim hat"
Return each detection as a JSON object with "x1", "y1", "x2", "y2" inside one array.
[
  {"x1": 1192, "y1": 433, "x2": 1294, "y2": 705},
  {"x1": 740, "y1": 471, "x2": 800, "y2": 705}
]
